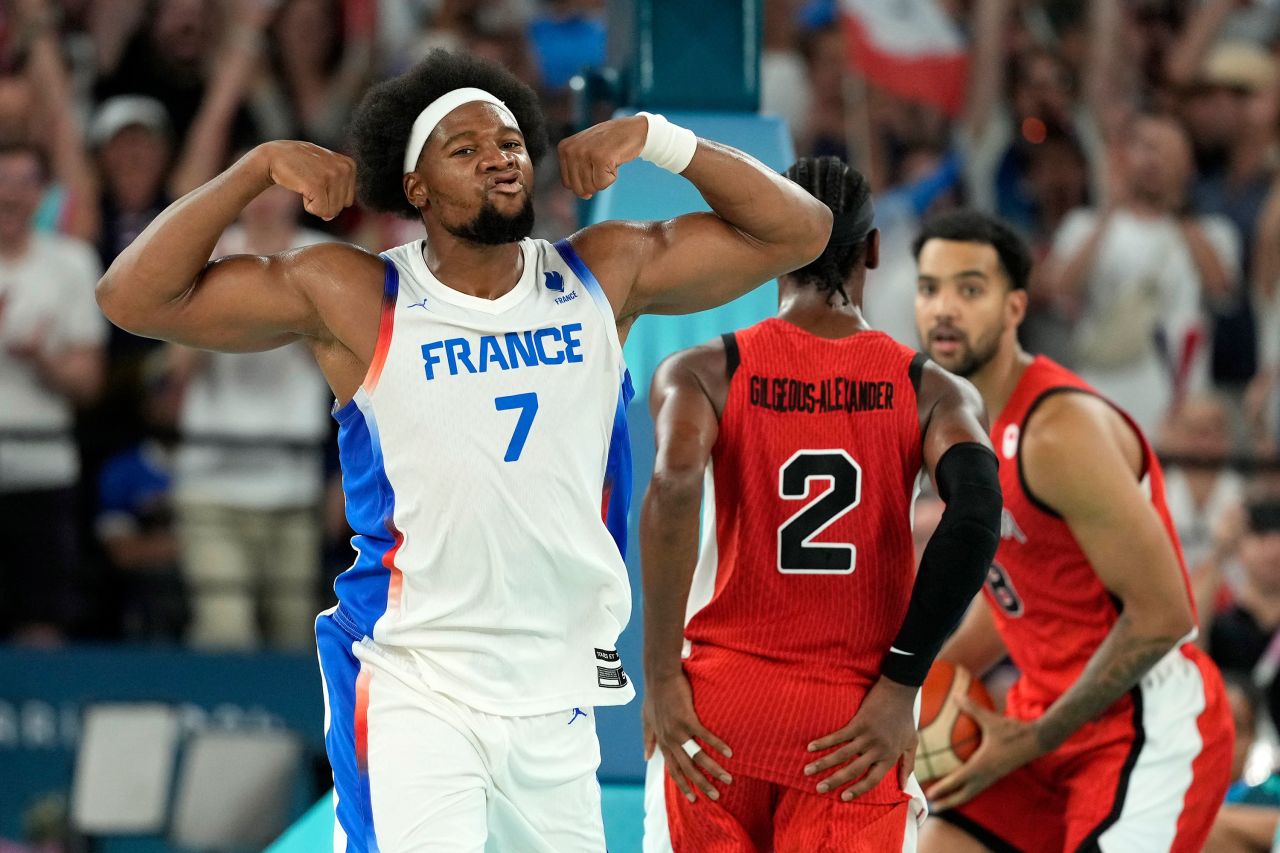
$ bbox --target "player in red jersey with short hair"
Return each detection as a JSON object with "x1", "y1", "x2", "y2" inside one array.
[
  {"x1": 640, "y1": 158, "x2": 1003, "y2": 852},
  {"x1": 912, "y1": 209, "x2": 1232, "y2": 853}
]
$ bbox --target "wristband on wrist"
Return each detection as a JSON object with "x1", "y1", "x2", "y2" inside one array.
[{"x1": 636, "y1": 111, "x2": 697, "y2": 174}]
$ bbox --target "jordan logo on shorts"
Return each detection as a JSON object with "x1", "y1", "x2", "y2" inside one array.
[{"x1": 567, "y1": 707, "x2": 588, "y2": 725}]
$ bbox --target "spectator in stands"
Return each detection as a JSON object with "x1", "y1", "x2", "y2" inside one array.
[
  {"x1": 958, "y1": 0, "x2": 1118, "y2": 234},
  {"x1": 1210, "y1": 492, "x2": 1280, "y2": 734},
  {"x1": 398, "y1": 0, "x2": 534, "y2": 76},
  {"x1": 92, "y1": 0, "x2": 258, "y2": 148},
  {"x1": 95, "y1": 349, "x2": 185, "y2": 642},
  {"x1": 170, "y1": 186, "x2": 333, "y2": 650},
  {"x1": 247, "y1": 0, "x2": 374, "y2": 152},
  {"x1": 1227, "y1": 674, "x2": 1267, "y2": 793},
  {"x1": 1015, "y1": 124, "x2": 1094, "y2": 364},
  {"x1": 1249, "y1": 167, "x2": 1280, "y2": 459},
  {"x1": 0, "y1": 141, "x2": 105, "y2": 644},
  {"x1": 528, "y1": 0, "x2": 605, "y2": 94},
  {"x1": 82, "y1": 95, "x2": 178, "y2": 488},
  {"x1": 760, "y1": 0, "x2": 812, "y2": 151},
  {"x1": 1162, "y1": 394, "x2": 1247, "y2": 570},
  {"x1": 1168, "y1": 18, "x2": 1279, "y2": 427},
  {"x1": 797, "y1": 24, "x2": 847, "y2": 161},
  {"x1": 1167, "y1": 4, "x2": 1278, "y2": 196},
  {"x1": 90, "y1": 96, "x2": 173, "y2": 278},
  {"x1": 1043, "y1": 113, "x2": 1239, "y2": 434},
  {"x1": 1206, "y1": 674, "x2": 1280, "y2": 853},
  {"x1": 861, "y1": 142, "x2": 962, "y2": 345},
  {"x1": 466, "y1": 25, "x2": 542, "y2": 94},
  {"x1": 85, "y1": 7, "x2": 273, "y2": 469},
  {"x1": 0, "y1": 0, "x2": 98, "y2": 242},
  {"x1": 1022, "y1": 126, "x2": 1093, "y2": 249}
]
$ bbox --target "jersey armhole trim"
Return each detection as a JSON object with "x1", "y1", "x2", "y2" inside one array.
[
  {"x1": 552, "y1": 238, "x2": 625, "y2": 362},
  {"x1": 909, "y1": 351, "x2": 928, "y2": 394},
  {"x1": 362, "y1": 256, "x2": 400, "y2": 395},
  {"x1": 553, "y1": 238, "x2": 611, "y2": 315},
  {"x1": 721, "y1": 332, "x2": 740, "y2": 380},
  {"x1": 1017, "y1": 387, "x2": 1076, "y2": 519},
  {"x1": 1017, "y1": 386, "x2": 1150, "y2": 520}
]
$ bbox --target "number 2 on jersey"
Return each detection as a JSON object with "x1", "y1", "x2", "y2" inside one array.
[
  {"x1": 777, "y1": 449, "x2": 862, "y2": 573},
  {"x1": 495, "y1": 392, "x2": 539, "y2": 462}
]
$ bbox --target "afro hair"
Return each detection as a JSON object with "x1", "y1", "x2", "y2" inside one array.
[{"x1": 348, "y1": 50, "x2": 549, "y2": 220}]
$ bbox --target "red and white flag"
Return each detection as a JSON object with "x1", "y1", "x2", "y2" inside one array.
[{"x1": 841, "y1": 0, "x2": 969, "y2": 117}]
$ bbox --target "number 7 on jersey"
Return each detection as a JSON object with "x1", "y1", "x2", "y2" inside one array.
[{"x1": 495, "y1": 392, "x2": 539, "y2": 462}]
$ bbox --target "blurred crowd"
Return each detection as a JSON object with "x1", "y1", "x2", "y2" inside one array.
[
  {"x1": 0, "y1": 0, "x2": 1276, "y2": 715},
  {"x1": 0, "y1": 0, "x2": 1273, "y2": 848}
]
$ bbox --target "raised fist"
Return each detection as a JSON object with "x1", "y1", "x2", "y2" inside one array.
[
  {"x1": 556, "y1": 115, "x2": 649, "y2": 200},
  {"x1": 260, "y1": 140, "x2": 356, "y2": 221}
]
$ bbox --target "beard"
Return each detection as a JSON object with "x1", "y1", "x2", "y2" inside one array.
[
  {"x1": 924, "y1": 327, "x2": 1002, "y2": 379},
  {"x1": 444, "y1": 194, "x2": 535, "y2": 245},
  {"x1": 946, "y1": 334, "x2": 1001, "y2": 378}
]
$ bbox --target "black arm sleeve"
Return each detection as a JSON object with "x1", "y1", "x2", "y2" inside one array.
[{"x1": 880, "y1": 442, "x2": 1002, "y2": 687}]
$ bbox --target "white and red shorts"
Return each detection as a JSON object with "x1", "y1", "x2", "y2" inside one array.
[
  {"x1": 937, "y1": 646, "x2": 1232, "y2": 852},
  {"x1": 316, "y1": 610, "x2": 607, "y2": 853}
]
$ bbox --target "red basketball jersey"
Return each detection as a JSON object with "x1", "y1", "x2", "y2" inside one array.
[
  {"x1": 986, "y1": 356, "x2": 1200, "y2": 717},
  {"x1": 682, "y1": 318, "x2": 924, "y2": 792}
]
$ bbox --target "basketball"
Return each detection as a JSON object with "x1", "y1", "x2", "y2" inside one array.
[{"x1": 915, "y1": 659, "x2": 995, "y2": 784}]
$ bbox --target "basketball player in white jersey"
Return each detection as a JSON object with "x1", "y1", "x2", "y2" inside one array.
[{"x1": 95, "y1": 50, "x2": 831, "y2": 852}]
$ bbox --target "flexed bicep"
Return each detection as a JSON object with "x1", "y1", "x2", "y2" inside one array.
[
  {"x1": 97, "y1": 142, "x2": 363, "y2": 353},
  {"x1": 103, "y1": 243, "x2": 372, "y2": 353}
]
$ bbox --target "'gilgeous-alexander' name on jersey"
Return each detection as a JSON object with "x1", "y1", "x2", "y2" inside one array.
[{"x1": 330, "y1": 237, "x2": 635, "y2": 715}]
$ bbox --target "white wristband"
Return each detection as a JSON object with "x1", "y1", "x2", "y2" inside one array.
[{"x1": 637, "y1": 112, "x2": 697, "y2": 174}]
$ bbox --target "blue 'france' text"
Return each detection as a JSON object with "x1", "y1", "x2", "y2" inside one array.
[{"x1": 420, "y1": 323, "x2": 584, "y2": 380}]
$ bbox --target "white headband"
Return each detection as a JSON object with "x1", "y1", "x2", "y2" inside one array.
[{"x1": 402, "y1": 87, "x2": 520, "y2": 174}]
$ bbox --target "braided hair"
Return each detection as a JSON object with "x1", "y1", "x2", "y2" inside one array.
[{"x1": 781, "y1": 156, "x2": 872, "y2": 305}]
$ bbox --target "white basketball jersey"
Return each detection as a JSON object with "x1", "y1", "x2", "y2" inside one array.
[{"x1": 331, "y1": 237, "x2": 635, "y2": 715}]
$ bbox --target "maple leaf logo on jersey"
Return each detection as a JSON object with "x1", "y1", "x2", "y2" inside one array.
[
  {"x1": 1001, "y1": 424, "x2": 1019, "y2": 459},
  {"x1": 544, "y1": 270, "x2": 564, "y2": 292}
]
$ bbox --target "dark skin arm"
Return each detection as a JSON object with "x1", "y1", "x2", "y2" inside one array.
[
  {"x1": 95, "y1": 140, "x2": 382, "y2": 403},
  {"x1": 99, "y1": 118, "x2": 829, "y2": 395},
  {"x1": 803, "y1": 362, "x2": 992, "y2": 801},
  {"x1": 640, "y1": 341, "x2": 734, "y2": 804},
  {"x1": 557, "y1": 116, "x2": 833, "y2": 331},
  {"x1": 930, "y1": 393, "x2": 1195, "y2": 810}
]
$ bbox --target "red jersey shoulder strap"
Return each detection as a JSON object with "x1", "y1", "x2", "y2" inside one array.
[
  {"x1": 721, "y1": 331, "x2": 740, "y2": 380},
  {"x1": 909, "y1": 351, "x2": 928, "y2": 395},
  {"x1": 1015, "y1": 385, "x2": 1153, "y2": 520}
]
